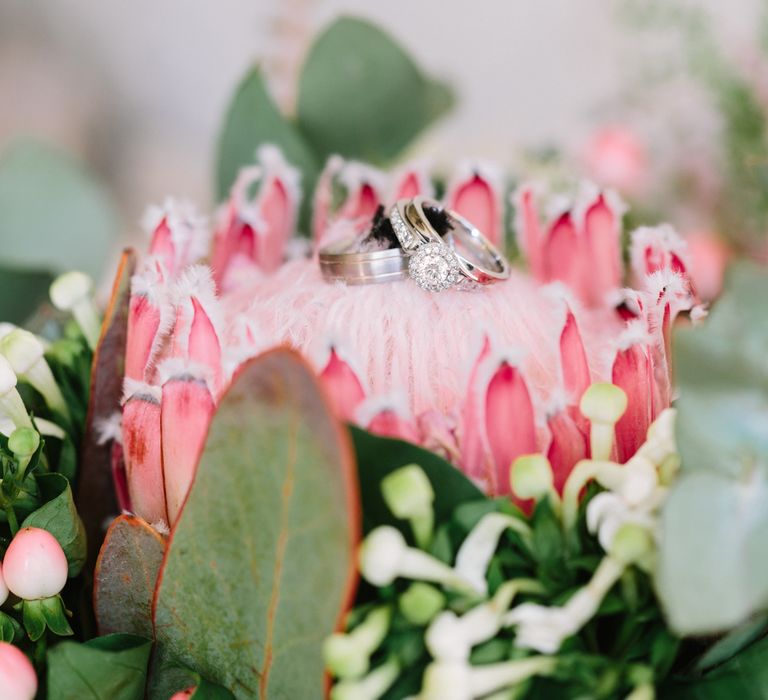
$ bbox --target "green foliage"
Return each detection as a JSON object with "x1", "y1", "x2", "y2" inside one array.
[
  {"x1": 21, "y1": 473, "x2": 86, "y2": 577},
  {"x1": 215, "y1": 67, "x2": 320, "y2": 229},
  {"x1": 297, "y1": 17, "x2": 453, "y2": 163},
  {"x1": 152, "y1": 351, "x2": 358, "y2": 698},
  {"x1": 658, "y1": 264, "x2": 768, "y2": 634},
  {"x1": 0, "y1": 140, "x2": 116, "y2": 281},
  {"x1": 0, "y1": 266, "x2": 53, "y2": 325},
  {"x1": 215, "y1": 17, "x2": 453, "y2": 232},
  {"x1": 46, "y1": 634, "x2": 153, "y2": 700},
  {"x1": 94, "y1": 515, "x2": 165, "y2": 638}
]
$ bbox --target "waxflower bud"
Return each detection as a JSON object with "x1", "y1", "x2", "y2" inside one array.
[
  {"x1": 0, "y1": 642, "x2": 37, "y2": 700},
  {"x1": 381, "y1": 464, "x2": 434, "y2": 548},
  {"x1": 359, "y1": 526, "x2": 475, "y2": 593},
  {"x1": 330, "y1": 657, "x2": 400, "y2": 700},
  {"x1": 0, "y1": 356, "x2": 33, "y2": 431},
  {"x1": 323, "y1": 606, "x2": 391, "y2": 679},
  {"x1": 579, "y1": 383, "x2": 628, "y2": 460},
  {"x1": 609, "y1": 523, "x2": 653, "y2": 566},
  {"x1": 49, "y1": 271, "x2": 101, "y2": 349},
  {"x1": 3, "y1": 527, "x2": 68, "y2": 600},
  {"x1": 511, "y1": 454, "x2": 554, "y2": 502},
  {"x1": 399, "y1": 582, "x2": 446, "y2": 625},
  {"x1": 0, "y1": 329, "x2": 69, "y2": 419},
  {"x1": 8, "y1": 428, "x2": 40, "y2": 471}
]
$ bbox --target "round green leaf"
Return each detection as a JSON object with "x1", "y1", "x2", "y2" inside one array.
[
  {"x1": 0, "y1": 139, "x2": 116, "y2": 277},
  {"x1": 297, "y1": 17, "x2": 454, "y2": 163}
]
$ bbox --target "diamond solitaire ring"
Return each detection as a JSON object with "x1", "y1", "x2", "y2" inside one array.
[{"x1": 390, "y1": 197, "x2": 511, "y2": 291}]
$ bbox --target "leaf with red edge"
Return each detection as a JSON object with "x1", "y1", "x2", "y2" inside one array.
[
  {"x1": 151, "y1": 349, "x2": 359, "y2": 699},
  {"x1": 78, "y1": 248, "x2": 136, "y2": 565},
  {"x1": 94, "y1": 514, "x2": 166, "y2": 638}
]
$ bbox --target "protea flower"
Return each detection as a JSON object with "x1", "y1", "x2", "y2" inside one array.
[{"x1": 115, "y1": 147, "x2": 700, "y2": 528}]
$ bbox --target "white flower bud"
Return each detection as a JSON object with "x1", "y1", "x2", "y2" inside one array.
[{"x1": 49, "y1": 271, "x2": 101, "y2": 349}]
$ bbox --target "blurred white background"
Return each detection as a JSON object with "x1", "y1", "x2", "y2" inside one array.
[{"x1": 0, "y1": 0, "x2": 763, "y2": 228}]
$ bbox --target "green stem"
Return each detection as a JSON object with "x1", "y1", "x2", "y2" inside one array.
[
  {"x1": 5, "y1": 505, "x2": 19, "y2": 536},
  {"x1": 34, "y1": 633, "x2": 47, "y2": 670}
]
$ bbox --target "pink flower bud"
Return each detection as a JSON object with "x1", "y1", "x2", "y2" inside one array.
[
  {"x1": 3, "y1": 527, "x2": 67, "y2": 600},
  {"x1": 583, "y1": 126, "x2": 648, "y2": 196},
  {"x1": 0, "y1": 642, "x2": 37, "y2": 700},
  {"x1": 319, "y1": 348, "x2": 366, "y2": 422},
  {"x1": 685, "y1": 231, "x2": 729, "y2": 301}
]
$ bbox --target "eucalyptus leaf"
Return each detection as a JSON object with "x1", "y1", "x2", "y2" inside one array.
[
  {"x1": 215, "y1": 67, "x2": 319, "y2": 230},
  {"x1": 0, "y1": 139, "x2": 116, "y2": 277},
  {"x1": 297, "y1": 17, "x2": 453, "y2": 163},
  {"x1": 94, "y1": 514, "x2": 165, "y2": 638},
  {"x1": 152, "y1": 350, "x2": 358, "y2": 698},
  {"x1": 47, "y1": 633, "x2": 152, "y2": 700},
  {"x1": 658, "y1": 264, "x2": 768, "y2": 634},
  {"x1": 21, "y1": 472, "x2": 86, "y2": 576}
]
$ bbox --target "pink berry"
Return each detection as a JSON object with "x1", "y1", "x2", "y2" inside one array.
[
  {"x1": 3, "y1": 528, "x2": 68, "y2": 600},
  {"x1": 170, "y1": 689, "x2": 195, "y2": 699},
  {"x1": 0, "y1": 642, "x2": 37, "y2": 700}
]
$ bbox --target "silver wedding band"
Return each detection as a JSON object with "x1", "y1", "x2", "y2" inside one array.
[{"x1": 319, "y1": 197, "x2": 511, "y2": 291}]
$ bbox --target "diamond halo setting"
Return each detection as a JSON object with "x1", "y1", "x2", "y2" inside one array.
[{"x1": 408, "y1": 242, "x2": 462, "y2": 292}]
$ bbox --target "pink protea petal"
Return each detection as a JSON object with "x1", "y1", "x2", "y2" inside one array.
[
  {"x1": 514, "y1": 185, "x2": 545, "y2": 279},
  {"x1": 629, "y1": 224, "x2": 694, "y2": 295},
  {"x1": 582, "y1": 194, "x2": 622, "y2": 307},
  {"x1": 446, "y1": 169, "x2": 501, "y2": 246},
  {"x1": 312, "y1": 156, "x2": 343, "y2": 244},
  {"x1": 161, "y1": 375, "x2": 215, "y2": 525},
  {"x1": 547, "y1": 409, "x2": 588, "y2": 492},
  {"x1": 256, "y1": 178, "x2": 290, "y2": 272},
  {"x1": 485, "y1": 359, "x2": 537, "y2": 495},
  {"x1": 0, "y1": 641, "x2": 37, "y2": 700},
  {"x1": 543, "y1": 213, "x2": 582, "y2": 293},
  {"x1": 611, "y1": 338, "x2": 654, "y2": 463},
  {"x1": 418, "y1": 409, "x2": 460, "y2": 464},
  {"x1": 339, "y1": 181, "x2": 380, "y2": 223},
  {"x1": 111, "y1": 441, "x2": 131, "y2": 512},
  {"x1": 391, "y1": 162, "x2": 433, "y2": 200},
  {"x1": 123, "y1": 386, "x2": 167, "y2": 525},
  {"x1": 459, "y1": 336, "x2": 492, "y2": 484},
  {"x1": 365, "y1": 407, "x2": 420, "y2": 443},
  {"x1": 142, "y1": 199, "x2": 209, "y2": 276},
  {"x1": 559, "y1": 310, "x2": 590, "y2": 403},
  {"x1": 319, "y1": 347, "x2": 366, "y2": 422},
  {"x1": 125, "y1": 263, "x2": 172, "y2": 382}
]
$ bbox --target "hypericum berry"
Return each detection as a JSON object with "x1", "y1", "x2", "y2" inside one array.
[
  {"x1": 3, "y1": 528, "x2": 68, "y2": 600},
  {"x1": 0, "y1": 642, "x2": 37, "y2": 700},
  {"x1": 169, "y1": 689, "x2": 195, "y2": 699}
]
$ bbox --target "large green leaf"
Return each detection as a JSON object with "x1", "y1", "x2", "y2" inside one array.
[
  {"x1": 0, "y1": 139, "x2": 116, "y2": 277},
  {"x1": 660, "y1": 634, "x2": 768, "y2": 699},
  {"x1": 657, "y1": 264, "x2": 768, "y2": 634},
  {"x1": 297, "y1": 17, "x2": 454, "y2": 163},
  {"x1": 22, "y1": 473, "x2": 86, "y2": 577},
  {"x1": 47, "y1": 633, "x2": 152, "y2": 700},
  {"x1": 0, "y1": 265, "x2": 53, "y2": 324},
  {"x1": 215, "y1": 67, "x2": 320, "y2": 230},
  {"x1": 152, "y1": 350, "x2": 359, "y2": 699},
  {"x1": 95, "y1": 515, "x2": 166, "y2": 638},
  {"x1": 351, "y1": 427, "x2": 483, "y2": 535}
]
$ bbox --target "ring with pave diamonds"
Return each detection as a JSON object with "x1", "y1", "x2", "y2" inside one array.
[
  {"x1": 319, "y1": 235, "x2": 409, "y2": 285},
  {"x1": 390, "y1": 196, "x2": 511, "y2": 291}
]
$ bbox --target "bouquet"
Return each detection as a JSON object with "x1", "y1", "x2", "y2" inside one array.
[{"x1": 0, "y1": 16, "x2": 766, "y2": 700}]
